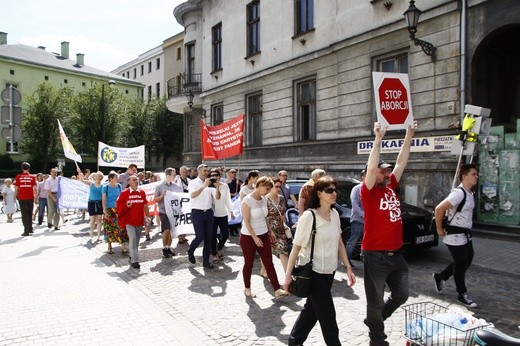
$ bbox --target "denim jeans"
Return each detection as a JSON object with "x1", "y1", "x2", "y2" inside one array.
[
  {"x1": 212, "y1": 215, "x2": 229, "y2": 255},
  {"x1": 126, "y1": 225, "x2": 143, "y2": 263},
  {"x1": 440, "y1": 241, "x2": 474, "y2": 294},
  {"x1": 189, "y1": 209, "x2": 214, "y2": 265},
  {"x1": 38, "y1": 197, "x2": 47, "y2": 224},
  {"x1": 346, "y1": 221, "x2": 364, "y2": 260},
  {"x1": 363, "y1": 251, "x2": 409, "y2": 343}
]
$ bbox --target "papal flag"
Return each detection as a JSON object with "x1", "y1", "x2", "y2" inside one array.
[{"x1": 57, "y1": 119, "x2": 82, "y2": 163}]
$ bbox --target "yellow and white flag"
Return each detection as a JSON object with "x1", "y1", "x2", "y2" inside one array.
[{"x1": 57, "y1": 119, "x2": 82, "y2": 163}]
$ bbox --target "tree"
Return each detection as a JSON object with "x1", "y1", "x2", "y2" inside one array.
[
  {"x1": 20, "y1": 82, "x2": 73, "y2": 170},
  {"x1": 70, "y1": 83, "x2": 130, "y2": 155},
  {"x1": 148, "y1": 99, "x2": 184, "y2": 168}
]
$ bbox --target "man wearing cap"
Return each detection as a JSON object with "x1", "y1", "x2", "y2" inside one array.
[{"x1": 361, "y1": 121, "x2": 416, "y2": 346}]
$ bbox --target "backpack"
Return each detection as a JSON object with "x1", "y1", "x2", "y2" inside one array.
[{"x1": 445, "y1": 186, "x2": 467, "y2": 227}]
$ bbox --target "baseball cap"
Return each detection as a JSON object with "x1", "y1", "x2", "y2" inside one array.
[{"x1": 365, "y1": 160, "x2": 393, "y2": 171}]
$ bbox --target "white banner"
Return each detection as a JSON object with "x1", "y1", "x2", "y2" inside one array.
[
  {"x1": 98, "y1": 141, "x2": 145, "y2": 168},
  {"x1": 357, "y1": 135, "x2": 455, "y2": 154},
  {"x1": 57, "y1": 176, "x2": 89, "y2": 209},
  {"x1": 164, "y1": 191, "x2": 195, "y2": 236}
]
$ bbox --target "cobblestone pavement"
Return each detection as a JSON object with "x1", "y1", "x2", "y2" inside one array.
[{"x1": 1, "y1": 211, "x2": 519, "y2": 345}]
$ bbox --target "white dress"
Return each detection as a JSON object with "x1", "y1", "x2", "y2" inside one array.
[{"x1": 2, "y1": 185, "x2": 17, "y2": 214}]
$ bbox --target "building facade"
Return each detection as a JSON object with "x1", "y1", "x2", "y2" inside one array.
[
  {"x1": 112, "y1": 32, "x2": 184, "y2": 101},
  {"x1": 0, "y1": 32, "x2": 143, "y2": 157},
  {"x1": 168, "y1": 0, "x2": 520, "y2": 210}
]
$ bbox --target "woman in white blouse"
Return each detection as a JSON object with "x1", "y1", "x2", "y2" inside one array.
[
  {"x1": 240, "y1": 176, "x2": 288, "y2": 299},
  {"x1": 284, "y1": 176, "x2": 356, "y2": 346}
]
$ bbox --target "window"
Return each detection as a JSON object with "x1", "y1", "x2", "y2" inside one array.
[
  {"x1": 295, "y1": 78, "x2": 316, "y2": 141},
  {"x1": 379, "y1": 54, "x2": 408, "y2": 73},
  {"x1": 186, "y1": 42, "x2": 196, "y2": 83},
  {"x1": 295, "y1": 0, "x2": 314, "y2": 35},
  {"x1": 141, "y1": 65, "x2": 144, "y2": 76},
  {"x1": 177, "y1": 47, "x2": 182, "y2": 60},
  {"x1": 185, "y1": 114, "x2": 197, "y2": 152},
  {"x1": 211, "y1": 104, "x2": 224, "y2": 126},
  {"x1": 156, "y1": 83, "x2": 160, "y2": 99},
  {"x1": 148, "y1": 61, "x2": 152, "y2": 73},
  {"x1": 212, "y1": 23, "x2": 222, "y2": 72},
  {"x1": 156, "y1": 58, "x2": 160, "y2": 70},
  {"x1": 247, "y1": 1, "x2": 260, "y2": 56},
  {"x1": 133, "y1": 68, "x2": 137, "y2": 78},
  {"x1": 247, "y1": 93, "x2": 263, "y2": 146},
  {"x1": 147, "y1": 85, "x2": 152, "y2": 99}
]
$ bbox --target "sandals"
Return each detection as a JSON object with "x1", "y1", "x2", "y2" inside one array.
[
  {"x1": 274, "y1": 289, "x2": 289, "y2": 299},
  {"x1": 244, "y1": 288, "x2": 256, "y2": 298},
  {"x1": 107, "y1": 249, "x2": 114, "y2": 254},
  {"x1": 260, "y1": 269, "x2": 268, "y2": 279}
]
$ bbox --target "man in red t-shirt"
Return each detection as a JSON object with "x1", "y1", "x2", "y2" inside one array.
[
  {"x1": 361, "y1": 121, "x2": 416, "y2": 346},
  {"x1": 13, "y1": 162, "x2": 38, "y2": 236},
  {"x1": 116, "y1": 175, "x2": 150, "y2": 269}
]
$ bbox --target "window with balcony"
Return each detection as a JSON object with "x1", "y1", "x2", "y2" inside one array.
[
  {"x1": 211, "y1": 104, "x2": 224, "y2": 126},
  {"x1": 295, "y1": 78, "x2": 316, "y2": 141},
  {"x1": 212, "y1": 23, "x2": 223, "y2": 72},
  {"x1": 295, "y1": 0, "x2": 314, "y2": 36},
  {"x1": 247, "y1": 93, "x2": 263, "y2": 146},
  {"x1": 186, "y1": 42, "x2": 196, "y2": 83},
  {"x1": 247, "y1": 1, "x2": 260, "y2": 56}
]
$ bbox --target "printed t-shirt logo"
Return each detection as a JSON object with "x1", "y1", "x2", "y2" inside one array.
[{"x1": 379, "y1": 191, "x2": 401, "y2": 222}]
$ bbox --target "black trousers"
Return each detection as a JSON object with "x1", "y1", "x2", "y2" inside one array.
[
  {"x1": 19, "y1": 199, "x2": 34, "y2": 234},
  {"x1": 440, "y1": 241, "x2": 474, "y2": 294},
  {"x1": 211, "y1": 215, "x2": 229, "y2": 255},
  {"x1": 289, "y1": 271, "x2": 341, "y2": 346}
]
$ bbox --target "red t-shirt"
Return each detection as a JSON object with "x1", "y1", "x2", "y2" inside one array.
[
  {"x1": 116, "y1": 188, "x2": 147, "y2": 227},
  {"x1": 360, "y1": 174, "x2": 403, "y2": 250},
  {"x1": 13, "y1": 172, "x2": 37, "y2": 200}
]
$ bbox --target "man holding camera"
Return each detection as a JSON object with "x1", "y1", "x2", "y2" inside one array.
[{"x1": 187, "y1": 164, "x2": 221, "y2": 269}]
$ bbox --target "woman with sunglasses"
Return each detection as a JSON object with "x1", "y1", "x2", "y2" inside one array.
[
  {"x1": 240, "y1": 176, "x2": 288, "y2": 299},
  {"x1": 285, "y1": 176, "x2": 356, "y2": 346}
]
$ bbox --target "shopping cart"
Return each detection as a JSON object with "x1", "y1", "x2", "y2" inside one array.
[{"x1": 402, "y1": 302, "x2": 490, "y2": 346}]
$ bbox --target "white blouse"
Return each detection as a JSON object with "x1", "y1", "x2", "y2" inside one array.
[{"x1": 293, "y1": 208, "x2": 341, "y2": 274}]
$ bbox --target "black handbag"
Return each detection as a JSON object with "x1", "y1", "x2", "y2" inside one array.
[{"x1": 290, "y1": 210, "x2": 316, "y2": 298}]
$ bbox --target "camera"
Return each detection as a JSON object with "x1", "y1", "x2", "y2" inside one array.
[{"x1": 208, "y1": 177, "x2": 217, "y2": 187}]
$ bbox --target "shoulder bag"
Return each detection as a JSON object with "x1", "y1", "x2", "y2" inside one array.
[{"x1": 289, "y1": 209, "x2": 316, "y2": 298}]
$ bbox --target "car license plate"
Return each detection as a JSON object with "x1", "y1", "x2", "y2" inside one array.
[{"x1": 416, "y1": 234, "x2": 434, "y2": 244}]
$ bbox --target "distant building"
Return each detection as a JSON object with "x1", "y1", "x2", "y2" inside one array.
[
  {"x1": 0, "y1": 32, "x2": 143, "y2": 156},
  {"x1": 112, "y1": 32, "x2": 184, "y2": 102},
  {"x1": 168, "y1": 0, "x2": 520, "y2": 210}
]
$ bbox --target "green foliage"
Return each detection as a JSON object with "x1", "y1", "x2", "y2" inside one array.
[
  {"x1": 20, "y1": 82, "x2": 74, "y2": 170},
  {"x1": 0, "y1": 153, "x2": 14, "y2": 169},
  {"x1": 70, "y1": 83, "x2": 131, "y2": 155},
  {"x1": 148, "y1": 99, "x2": 184, "y2": 168}
]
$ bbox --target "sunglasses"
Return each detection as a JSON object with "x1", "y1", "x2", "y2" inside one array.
[
  {"x1": 322, "y1": 187, "x2": 337, "y2": 194},
  {"x1": 210, "y1": 174, "x2": 220, "y2": 177}
]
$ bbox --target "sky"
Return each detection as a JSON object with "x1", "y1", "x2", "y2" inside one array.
[{"x1": 1, "y1": 0, "x2": 185, "y2": 72}]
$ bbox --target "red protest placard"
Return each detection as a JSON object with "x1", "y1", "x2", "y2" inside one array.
[{"x1": 201, "y1": 114, "x2": 245, "y2": 160}]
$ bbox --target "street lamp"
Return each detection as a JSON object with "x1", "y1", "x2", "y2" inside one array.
[
  {"x1": 404, "y1": 0, "x2": 437, "y2": 61},
  {"x1": 185, "y1": 89, "x2": 206, "y2": 118}
]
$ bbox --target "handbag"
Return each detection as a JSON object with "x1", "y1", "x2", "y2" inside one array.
[{"x1": 290, "y1": 210, "x2": 316, "y2": 298}]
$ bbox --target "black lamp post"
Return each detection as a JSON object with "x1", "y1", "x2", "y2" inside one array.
[
  {"x1": 404, "y1": 0, "x2": 437, "y2": 61},
  {"x1": 185, "y1": 89, "x2": 206, "y2": 118}
]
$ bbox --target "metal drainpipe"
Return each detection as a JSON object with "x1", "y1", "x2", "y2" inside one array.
[{"x1": 460, "y1": 0, "x2": 467, "y2": 123}]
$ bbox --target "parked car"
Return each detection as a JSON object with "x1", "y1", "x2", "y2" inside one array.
[{"x1": 285, "y1": 178, "x2": 438, "y2": 258}]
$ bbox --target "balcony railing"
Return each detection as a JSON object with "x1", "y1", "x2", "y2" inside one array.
[{"x1": 167, "y1": 73, "x2": 202, "y2": 98}]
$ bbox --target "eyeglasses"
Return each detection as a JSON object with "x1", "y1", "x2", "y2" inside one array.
[
  {"x1": 322, "y1": 187, "x2": 337, "y2": 194},
  {"x1": 378, "y1": 168, "x2": 392, "y2": 174}
]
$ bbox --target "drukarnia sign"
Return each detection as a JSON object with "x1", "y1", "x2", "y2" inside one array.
[{"x1": 372, "y1": 72, "x2": 414, "y2": 130}]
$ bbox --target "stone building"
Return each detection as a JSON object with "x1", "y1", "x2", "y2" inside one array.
[{"x1": 167, "y1": 0, "x2": 520, "y2": 209}]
